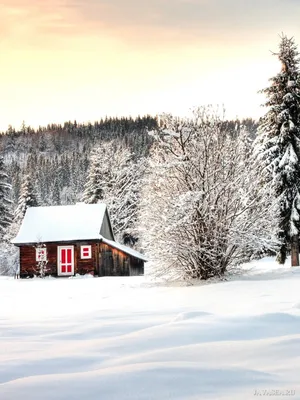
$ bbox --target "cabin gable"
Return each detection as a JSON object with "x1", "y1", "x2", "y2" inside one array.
[{"x1": 100, "y1": 210, "x2": 115, "y2": 240}]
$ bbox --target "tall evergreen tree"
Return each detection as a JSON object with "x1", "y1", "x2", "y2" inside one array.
[
  {"x1": 14, "y1": 174, "x2": 39, "y2": 224},
  {"x1": 81, "y1": 147, "x2": 105, "y2": 204},
  {"x1": 256, "y1": 35, "x2": 300, "y2": 266},
  {"x1": 50, "y1": 177, "x2": 61, "y2": 205},
  {"x1": 0, "y1": 157, "x2": 12, "y2": 239}
]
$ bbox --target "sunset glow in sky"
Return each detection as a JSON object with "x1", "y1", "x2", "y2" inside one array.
[{"x1": 1, "y1": 0, "x2": 300, "y2": 131}]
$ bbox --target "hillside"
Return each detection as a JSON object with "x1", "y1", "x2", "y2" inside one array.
[
  {"x1": 0, "y1": 116, "x2": 157, "y2": 206},
  {"x1": 0, "y1": 257, "x2": 299, "y2": 399},
  {"x1": 0, "y1": 117, "x2": 257, "y2": 207}
]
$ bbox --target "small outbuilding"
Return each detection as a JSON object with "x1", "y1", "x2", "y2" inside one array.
[{"x1": 12, "y1": 203, "x2": 146, "y2": 278}]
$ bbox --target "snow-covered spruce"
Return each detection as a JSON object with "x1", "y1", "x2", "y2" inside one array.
[
  {"x1": 139, "y1": 107, "x2": 279, "y2": 280},
  {"x1": 0, "y1": 156, "x2": 13, "y2": 240},
  {"x1": 0, "y1": 156, "x2": 18, "y2": 276},
  {"x1": 82, "y1": 141, "x2": 145, "y2": 245},
  {"x1": 255, "y1": 35, "x2": 300, "y2": 265},
  {"x1": 1, "y1": 174, "x2": 39, "y2": 276},
  {"x1": 14, "y1": 174, "x2": 39, "y2": 224}
]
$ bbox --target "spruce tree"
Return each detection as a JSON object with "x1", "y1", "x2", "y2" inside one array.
[
  {"x1": 81, "y1": 147, "x2": 105, "y2": 204},
  {"x1": 82, "y1": 141, "x2": 144, "y2": 244},
  {"x1": 14, "y1": 174, "x2": 39, "y2": 224},
  {"x1": 256, "y1": 35, "x2": 300, "y2": 266},
  {"x1": 50, "y1": 177, "x2": 61, "y2": 205},
  {"x1": 0, "y1": 157, "x2": 12, "y2": 239}
]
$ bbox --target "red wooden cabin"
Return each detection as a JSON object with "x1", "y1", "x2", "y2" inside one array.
[{"x1": 12, "y1": 203, "x2": 146, "y2": 278}]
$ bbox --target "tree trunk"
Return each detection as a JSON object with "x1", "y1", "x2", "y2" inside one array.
[{"x1": 291, "y1": 235, "x2": 299, "y2": 267}]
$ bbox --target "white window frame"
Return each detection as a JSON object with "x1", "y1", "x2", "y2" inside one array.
[
  {"x1": 36, "y1": 247, "x2": 47, "y2": 262},
  {"x1": 57, "y1": 246, "x2": 74, "y2": 276},
  {"x1": 81, "y1": 245, "x2": 92, "y2": 259}
]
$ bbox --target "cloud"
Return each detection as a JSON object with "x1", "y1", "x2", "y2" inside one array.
[
  {"x1": 1, "y1": 0, "x2": 300, "y2": 50},
  {"x1": 63, "y1": 0, "x2": 300, "y2": 43},
  {"x1": 0, "y1": 0, "x2": 81, "y2": 48}
]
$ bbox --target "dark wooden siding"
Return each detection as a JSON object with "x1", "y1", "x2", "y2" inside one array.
[
  {"x1": 98, "y1": 242, "x2": 144, "y2": 276},
  {"x1": 20, "y1": 245, "x2": 37, "y2": 277},
  {"x1": 20, "y1": 241, "x2": 98, "y2": 277},
  {"x1": 19, "y1": 240, "x2": 144, "y2": 277},
  {"x1": 99, "y1": 243, "x2": 129, "y2": 276},
  {"x1": 20, "y1": 244, "x2": 57, "y2": 277},
  {"x1": 75, "y1": 242, "x2": 97, "y2": 275}
]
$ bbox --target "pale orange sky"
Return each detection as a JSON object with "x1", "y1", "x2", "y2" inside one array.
[{"x1": 1, "y1": 0, "x2": 300, "y2": 131}]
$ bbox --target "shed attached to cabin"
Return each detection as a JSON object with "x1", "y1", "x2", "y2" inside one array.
[{"x1": 12, "y1": 203, "x2": 146, "y2": 278}]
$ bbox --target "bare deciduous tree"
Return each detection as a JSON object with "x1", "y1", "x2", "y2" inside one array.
[{"x1": 139, "y1": 107, "x2": 279, "y2": 280}]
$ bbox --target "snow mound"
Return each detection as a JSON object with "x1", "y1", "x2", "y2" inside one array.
[
  {"x1": 1, "y1": 257, "x2": 300, "y2": 399},
  {"x1": 171, "y1": 311, "x2": 211, "y2": 323}
]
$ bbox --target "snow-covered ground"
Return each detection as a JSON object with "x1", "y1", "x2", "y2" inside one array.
[{"x1": 1, "y1": 258, "x2": 300, "y2": 400}]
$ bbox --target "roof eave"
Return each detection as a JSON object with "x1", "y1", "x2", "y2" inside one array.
[{"x1": 11, "y1": 237, "x2": 103, "y2": 246}]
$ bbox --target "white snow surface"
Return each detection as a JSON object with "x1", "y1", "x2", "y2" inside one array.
[
  {"x1": 12, "y1": 203, "x2": 107, "y2": 243},
  {"x1": 1, "y1": 257, "x2": 300, "y2": 399}
]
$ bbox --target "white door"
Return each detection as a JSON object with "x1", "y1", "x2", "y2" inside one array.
[{"x1": 58, "y1": 246, "x2": 74, "y2": 276}]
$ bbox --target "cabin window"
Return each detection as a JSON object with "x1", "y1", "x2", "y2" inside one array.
[
  {"x1": 36, "y1": 247, "x2": 47, "y2": 262},
  {"x1": 81, "y1": 245, "x2": 92, "y2": 259}
]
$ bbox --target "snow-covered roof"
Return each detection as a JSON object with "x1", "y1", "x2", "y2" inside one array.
[
  {"x1": 102, "y1": 238, "x2": 148, "y2": 262},
  {"x1": 12, "y1": 203, "x2": 147, "y2": 262},
  {"x1": 12, "y1": 203, "x2": 107, "y2": 244}
]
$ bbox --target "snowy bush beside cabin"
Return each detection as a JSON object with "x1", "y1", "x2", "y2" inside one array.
[{"x1": 139, "y1": 108, "x2": 279, "y2": 280}]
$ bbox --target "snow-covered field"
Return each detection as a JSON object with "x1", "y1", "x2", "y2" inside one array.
[{"x1": 1, "y1": 258, "x2": 300, "y2": 400}]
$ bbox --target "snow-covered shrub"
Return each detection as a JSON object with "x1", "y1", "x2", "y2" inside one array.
[
  {"x1": 35, "y1": 242, "x2": 49, "y2": 278},
  {"x1": 139, "y1": 107, "x2": 279, "y2": 280},
  {"x1": 0, "y1": 240, "x2": 19, "y2": 276}
]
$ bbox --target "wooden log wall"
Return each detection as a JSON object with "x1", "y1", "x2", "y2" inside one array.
[
  {"x1": 98, "y1": 243, "x2": 129, "y2": 276},
  {"x1": 98, "y1": 242, "x2": 144, "y2": 276},
  {"x1": 75, "y1": 242, "x2": 97, "y2": 275},
  {"x1": 20, "y1": 241, "x2": 98, "y2": 277},
  {"x1": 19, "y1": 241, "x2": 144, "y2": 277},
  {"x1": 20, "y1": 244, "x2": 57, "y2": 277}
]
